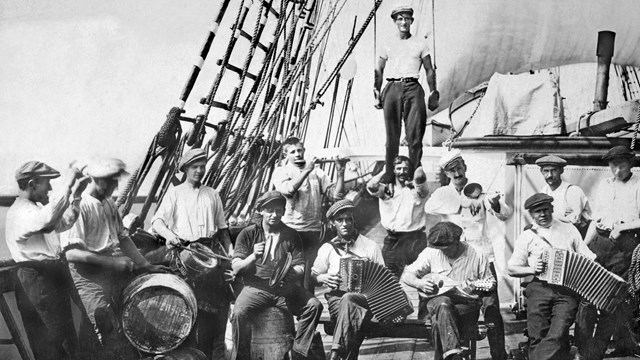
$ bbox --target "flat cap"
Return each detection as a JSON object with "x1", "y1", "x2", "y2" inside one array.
[
  {"x1": 427, "y1": 222, "x2": 462, "y2": 249},
  {"x1": 85, "y1": 158, "x2": 129, "y2": 179},
  {"x1": 535, "y1": 155, "x2": 567, "y2": 168},
  {"x1": 15, "y1": 161, "x2": 60, "y2": 182},
  {"x1": 256, "y1": 191, "x2": 286, "y2": 210},
  {"x1": 326, "y1": 199, "x2": 355, "y2": 220},
  {"x1": 391, "y1": 5, "x2": 413, "y2": 19},
  {"x1": 179, "y1": 148, "x2": 207, "y2": 171},
  {"x1": 438, "y1": 149, "x2": 463, "y2": 170},
  {"x1": 603, "y1": 146, "x2": 636, "y2": 161},
  {"x1": 524, "y1": 193, "x2": 554, "y2": 211}
]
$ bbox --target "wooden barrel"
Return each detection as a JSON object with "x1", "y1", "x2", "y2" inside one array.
[
  {"x1": 121, "y1": 273, "x2": 197, "y2": 354},
  {"x1": 250, "y1": 307, "x2": 295, "y2": 360}
]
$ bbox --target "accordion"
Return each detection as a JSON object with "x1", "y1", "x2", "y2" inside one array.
[
  {"x1": 540, "y1": 248, "x2": 628, "y2": 313},
  {"x1": 339, "y1": 257, "x2": 414, "y2": 323}
]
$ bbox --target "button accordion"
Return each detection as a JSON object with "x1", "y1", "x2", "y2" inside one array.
[
  {"x1": 338, "y1": 257, "x2": 414, "y2": 323},
  {"x1": 539, "y1": 248, "x2": 628, "y2": 313}
]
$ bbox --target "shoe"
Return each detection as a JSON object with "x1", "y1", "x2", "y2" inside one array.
[
  {"x1": 445, "y1": 354, "x2": 464, "y2": 360},
  {"x1": 329, "y1": 350, "x2": 341, "y2": 360}
]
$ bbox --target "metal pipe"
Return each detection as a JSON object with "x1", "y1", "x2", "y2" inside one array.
[{"x1": 594, "y1": 31, "x2": 616, "y2": 111}]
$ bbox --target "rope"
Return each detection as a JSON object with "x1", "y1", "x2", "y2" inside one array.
[
  {"x1": 629, "y1": 244, "x2": 640, "y2": 302},
  {"x1": 631, "y1": 103, "x2": 640, "y2": 150},
  {"x1": 431, "y1": 0, "x2": 436, "y2": 69}
]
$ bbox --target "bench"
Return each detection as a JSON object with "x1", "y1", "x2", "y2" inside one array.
[{"x1": 317, "y1": 285, "x2": 487, "y2": 360}]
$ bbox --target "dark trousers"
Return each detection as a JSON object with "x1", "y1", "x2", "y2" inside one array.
[
  {"x1": 230, "y1": 284, "x2": 323, "y2": 359},
  {"x1": 15, "y1": 263, "x2": 78, "y2": 360},
  {"x1": 68, "y1": 261, "x2": 136, "y2": 360},
  {"x1": 525, "y1": 281, "x2": 578, "y2": 360},
  {"x1": 426, "y1": 295, "x2": 480, "y2": 360},
  {"x1": 184, "y1": 304, "x2": 230, "y2": 360},
  {"x1": 382, "y1": 229, "x2": 427, "y2": 279},
  {"x1": 588, "y1": 231, "x2": 640, "y2": 278},
  {"x1": 381, "y1": 81, "x2": 427, "y2": 172},
  {"x1": 483, "y1": 262, "x2": 507, "y2": 360},
  {"x1": 325, "y1": 291, "x2": 373, "y2": 360},
  {"x1": 575, "y1": 299, "x2": 635, "y2": 359},
  {"x1": 299, "y1": 231, "x2": 321, "y2": 291}
]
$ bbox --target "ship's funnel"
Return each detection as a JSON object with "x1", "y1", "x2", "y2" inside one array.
[{"x1": 594, "y1": 31, "x2": 616, "y2": 111}]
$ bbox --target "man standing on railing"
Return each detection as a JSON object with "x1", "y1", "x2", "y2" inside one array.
[
  {"x1": 271, "y1": 136, "x2": 345, "y2": 291},
  {"x1": 425, "y1": 149, "x2": 511, "y2": 360},
  {"x1": 5, "y1": 161, "x2": 88, "y2": 360},
  {"x1": 61, "y1": 158, "x2": 169, "y2": 360},
  {"x1": 312, "y1": 200, "x2": 385, "y2": 360},
  {"x1": 374, "y1": 4, "x2": 438, "y2": 181},
  {"x1": 151, "y1": 148, "x2": 234, "y2": 360}
]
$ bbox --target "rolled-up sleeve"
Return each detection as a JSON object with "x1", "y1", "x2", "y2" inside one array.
[
  {"x1": 404, "y1": 249, "x2": 431, "y2": 278},
  {"x1": 271, "y1": 167, "x2": 296, "y2": 196},
  {"x1": 311, "y1": 243, "x2": 332, "y2": 275},
  {"x1": 151, "y1": 187, "x2": 176, "y2": 229},
  {"x1": 60, "y1": 205, "x2": 88, "y2": 250},
  {"x1": 508, "y1": 233, "x2": 531, "y2": 267}
]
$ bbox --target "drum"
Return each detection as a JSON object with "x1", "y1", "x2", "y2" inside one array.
[
  {"x1": 176, "y1": 242, "x2": 219, "y2": 279},
  {"x1": 121, "y1": 273, "x2": 197, "y2": 354}
]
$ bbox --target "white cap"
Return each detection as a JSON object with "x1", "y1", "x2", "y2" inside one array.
[{"x1": 438, "y1": 149, "x2": 463, "y2": 170}]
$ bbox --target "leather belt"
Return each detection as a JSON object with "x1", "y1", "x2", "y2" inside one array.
[
  {"x1": 386, "y1": 77, "x2": 418, "y2": 83},
  {"x1": 387, "y1": 227, "x2": 425, "y2": 236}
]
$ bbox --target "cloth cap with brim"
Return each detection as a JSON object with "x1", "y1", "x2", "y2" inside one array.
[
  {"x1": 179, "y1": 148, "x2": 207, "y2": 171},
  {"x1": 256, "y1": 191, "x2": 286, "y2": 210},
  {"x1": 326, "y1": 199, "x2": 355, "y2": 220},
  {"x1": 438, "y1": 149, "x2": 463, "y2": 170},
  {"x1": 15, "y1": 161, "x2": 61, "y2": 182},
  {"x1": 391, "y1": 6, "x2": 413, "y2": 19},
  {"x1": 427, "y1": 222, "x2": 462, "y2": 249},
  {"x1": 524, "y1": 193, "x2": 554, "y2": 211},
  {"x1": 535, "y1": 155, "x2": 567, "y2": 168},
  {"x1": 602, "y1": 146, "x2": 636, "y2": 162},
  {"x1": 85, "y1": 158, "x2": 129, "y2": 179}
]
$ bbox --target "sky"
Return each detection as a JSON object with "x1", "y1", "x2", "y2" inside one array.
[{"x1": 2, "y1": 0, "x2": 640, "y2": 195}]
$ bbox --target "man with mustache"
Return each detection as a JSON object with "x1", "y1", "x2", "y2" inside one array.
[
  {"x1": 425, "y1": 149, "x2": 511, "y2": 360},
  {"x1": 311, "y1": 199, "x2": 384, "y2": 360},
  {"x1": 575, "y1": 146, "x2": 640, "y2": 359},
  {"x1": 508, "y1": 193, "x2": 595, "y2": 360},
  {"x1": 535, "y1": 155, "x2": 592, "y2": 237},
  {"x1": 271, "y1": 136, "x2": 345, "y2": 291},
  {"x1": 367, "y1": 155, "x2": 429, "y2": 279},
  {"x1": 151, "y1": 148, "x2": 233, "y2": 359},
  {"x1": 374, "y1": 4, "x2": 439, "y2": 181}
]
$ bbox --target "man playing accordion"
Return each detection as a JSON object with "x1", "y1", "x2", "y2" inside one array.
[
  {"x1": 312, "y1": 199, "x2": 385, "y2": 360},
  {"x1": 507, "y1": 193, "x2": 595, "y2": 360}
]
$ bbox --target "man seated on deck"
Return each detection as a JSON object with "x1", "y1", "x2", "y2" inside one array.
[
  {"x1": 5, "y1": 161, "x2": 88, "y2": 360},
  {"x1": 402, "y1": 221, "x2": 496, "y2": 360},
  {"x1": 366, "y1": 155, "x2": 429, "y2": 279},
  {"x1": 507, "y1": 193, "x2": 595, "y2": 360},
  {"x1": 534, "y1": 155, "x2": 592, "y2": 237},
  {"x1": 311, "y1": 199, "x2": 385, "y2": 360},
  {"x1": 271, "y1": 136, "x2": 346, "y2": 291},
  {"x1": 150, "y1": 148, "x2": 233, "y2": 360},
  {"x1": 231, "y1": 190, "x2": 324, "y2": 360},
  {"x1": 61, "y1": 158, "x2": 170, "y2": 360},
  {"x1": 425, "y1": 149, "x2": 511, "y2": 360}
]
